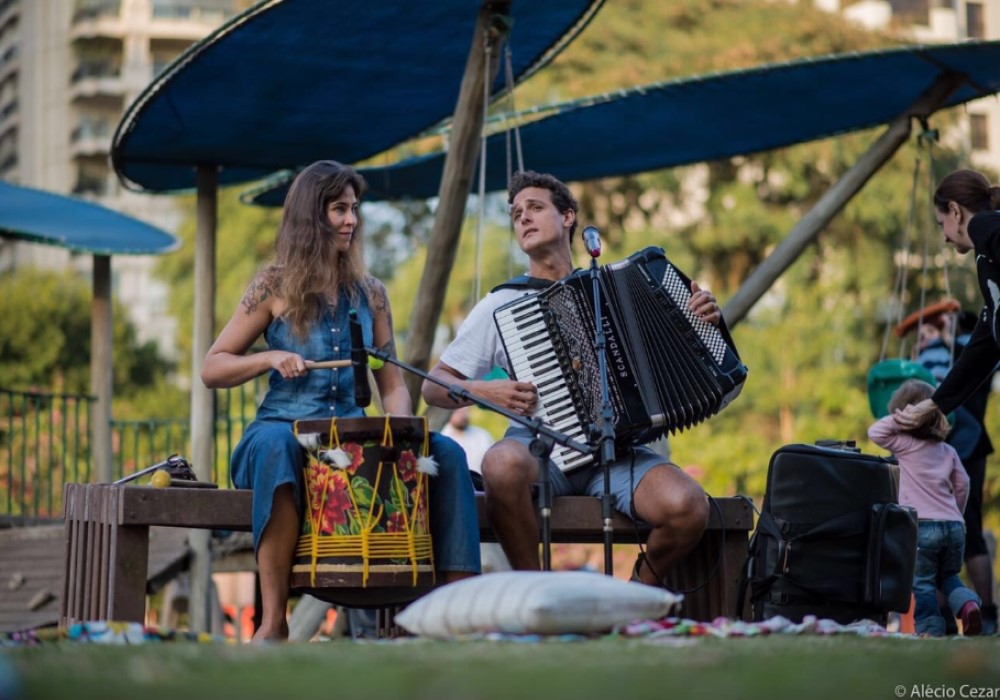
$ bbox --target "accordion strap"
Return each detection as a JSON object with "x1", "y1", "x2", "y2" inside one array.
[{"x1": 490, "y1": 275, "x2": 554, "y2": 293}]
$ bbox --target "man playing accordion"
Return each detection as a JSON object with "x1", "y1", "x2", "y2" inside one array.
[{"x1": 422, "y1": 171, "x2": 724, "y2": 585}]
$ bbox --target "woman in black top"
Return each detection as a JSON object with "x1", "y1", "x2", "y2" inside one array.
[
  {"x1": 896, "y1": 168, "x2": 1000, "y2": 635},
  {"x1": 897, "y1": 169, "x2": 1000, "y2": 426}
]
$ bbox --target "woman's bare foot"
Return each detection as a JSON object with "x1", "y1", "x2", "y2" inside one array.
[{"x1": 251, "y1": 620, "x2": 289, "y2": 643}]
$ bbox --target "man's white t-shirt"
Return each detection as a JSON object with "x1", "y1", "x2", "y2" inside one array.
[{"x1": 439, "y1": 288, "x2": 533, "y2": 381}]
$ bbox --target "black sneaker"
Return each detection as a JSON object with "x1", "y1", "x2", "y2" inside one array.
[
  {"x1": 981, "y1": 604, "x2": 998, "y2": 636},
  {"x1": 630, "y1": 554, "x2": 644, "y2": 583}
]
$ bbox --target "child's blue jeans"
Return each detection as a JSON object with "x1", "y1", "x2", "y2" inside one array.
[{"x1": 912, "y1": 519, "x2": 979, "y2": 636}]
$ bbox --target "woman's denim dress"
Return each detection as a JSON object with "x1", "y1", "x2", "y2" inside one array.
[{"x1": 231, "y1": 290, "x2": 480, "y2": 573}]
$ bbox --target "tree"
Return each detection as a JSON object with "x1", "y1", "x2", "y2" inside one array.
[
  {"x1": 389, "y1": 0, "x2": 988, "y2": 504},
  {"x1": 156, "y1": 187, "x2": 283, "y2": 373},
  {"x1": 0, "y1": 268, "x2": 172, "y2": 398},
  {"x1": 161, "y1": 0, "x2": 999, "y2": 514}
]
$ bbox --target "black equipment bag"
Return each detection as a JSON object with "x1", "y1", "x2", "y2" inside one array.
[{"x1": 742, "y1": 440, "x2": 918, "y2": 625}]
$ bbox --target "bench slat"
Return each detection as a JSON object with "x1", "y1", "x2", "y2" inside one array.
[
  {"x1": 477, "y1": 494, "x2": 753, "y2": 543},
  {"x1": 116, "y1": 487, "x2": 253, "y2": 531}
]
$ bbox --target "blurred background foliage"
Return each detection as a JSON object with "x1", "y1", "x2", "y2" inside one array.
[
  {"x1": 0, "y1": 269, "x2": 173, "y2": 406},
  {"x1": 7, "y1": 0, "x2": 997, "y2": 518}
]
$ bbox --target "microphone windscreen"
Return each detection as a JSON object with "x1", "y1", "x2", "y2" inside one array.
[
  {"x1": 349, "y1": 309, "x2": 372, "y2": 408},
  {"x1": 582, "y1": 226, "x2": 601, "y2": 258}
]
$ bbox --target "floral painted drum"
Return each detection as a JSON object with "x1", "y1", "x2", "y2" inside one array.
[{"x1": 291, "y1": 416, "x2": 437, "y2": 607}]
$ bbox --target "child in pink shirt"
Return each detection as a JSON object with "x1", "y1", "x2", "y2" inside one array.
[{"x1": 869, "y1": 379, "x2": 981, "y2": 636}]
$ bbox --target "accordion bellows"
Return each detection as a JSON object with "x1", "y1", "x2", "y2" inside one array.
[{"x1": 495, "y1": 246, "x2": 748, "y2": 472}]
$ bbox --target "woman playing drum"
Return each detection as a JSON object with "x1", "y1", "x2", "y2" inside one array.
[{"x1": 202, "y1": 160, "x2": 481, "y2": 642}]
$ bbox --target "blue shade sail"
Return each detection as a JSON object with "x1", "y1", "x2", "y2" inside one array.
[
  {"x1": 0, "y1": 181, "x2": 178, "y2": 256},
  {"x1": 111, "y1": 0, "x2": 604, "y2": 193},
  {"x1": 244, "y1": 41, "x2": 1000, "y2": 206}
]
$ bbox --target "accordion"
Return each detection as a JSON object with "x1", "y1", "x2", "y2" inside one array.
[{"x1": 494, "y1": 246, "x2": 748, "y2": 472}]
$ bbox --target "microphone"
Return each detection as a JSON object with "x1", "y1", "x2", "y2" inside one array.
[
  {"x1": 348, "y1": 309, "x2": 371, "y2": 408},
  {"x1": 582, "y1": 225, "x2": 602, "y2": 258}
]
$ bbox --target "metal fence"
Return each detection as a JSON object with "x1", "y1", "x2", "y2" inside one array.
[
  {"x1": 1, "y1": 389, "x2": 92, "y2": 520},
  {"x1": 1, "y1": 382, "x2": 264, "y2": 521}
]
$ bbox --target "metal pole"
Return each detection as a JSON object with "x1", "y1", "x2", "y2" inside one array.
[
  {"x1": 402, "y1": 1, "x2": 510, "y2": 405},
  {"x1": 90, "y1": 254, "x2": 113, "y2": 484},
  {"x1": 189, "y1": 165, "x2": 218, "y2": 634},
  {"x1": 723, "y1": 72, "x2": 966, "y2": 328}
]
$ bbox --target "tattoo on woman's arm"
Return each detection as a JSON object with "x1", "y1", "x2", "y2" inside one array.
[
  {"x1": 241, "y1": 277, "x2": 272, "y2": 315},
  {"x1": 370, "y1": 280, "x2": 396, "y2": 336},
  {"x1": 371, "y1": 282, "x2": 389, "y2": 314},
  {"x1": 378, "y1": 339, "x2": 397, "y2": 360}
]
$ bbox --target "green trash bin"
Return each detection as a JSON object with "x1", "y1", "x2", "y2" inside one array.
[{"x1": 866, "y1": 359, "x2": 938, "y2": 419}]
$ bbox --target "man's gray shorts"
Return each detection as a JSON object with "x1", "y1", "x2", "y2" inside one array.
[{"x1": 502, "y1": 426, "x2": 667, "y2": 518}]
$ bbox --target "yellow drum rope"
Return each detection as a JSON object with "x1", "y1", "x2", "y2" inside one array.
[{"x1": 296, "y1": 417, "x2": 433, "y2": 587}]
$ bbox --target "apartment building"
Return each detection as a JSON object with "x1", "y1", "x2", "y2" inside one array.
[
  {"x1": 826, "y1": 0, "x2": 1000, "y2": 170},
  {"x1": 0, "y1": 0, "x2": 248, "y2": 358}
]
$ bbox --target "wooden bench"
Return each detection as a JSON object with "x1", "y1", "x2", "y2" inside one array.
[{"x1": 60, "y1": 482, "x2": 753, "y2": 626}]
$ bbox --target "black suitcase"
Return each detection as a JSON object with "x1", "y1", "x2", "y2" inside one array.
[{"x1": 743, "y1": 440, "x2": 918, "y2": 625}]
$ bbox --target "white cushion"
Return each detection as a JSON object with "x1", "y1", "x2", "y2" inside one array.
[{"x1": 395, "y1": 571, "x2": 682, "y2": 638}]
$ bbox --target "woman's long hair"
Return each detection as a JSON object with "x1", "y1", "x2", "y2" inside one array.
[
  {"x1": 267, "y1": 160, "x2": 369, "y2": 338},
  {"x1": 887, "y1": 379, "x2": 950, "y2": 442},
  {"x1": 933, "y1": 169, "x2": 1000, "y2": 214}
]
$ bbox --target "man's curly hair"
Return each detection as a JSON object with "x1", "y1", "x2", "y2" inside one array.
[{"x1": 507, "y1": 170, "x2": 579, "y2": 244}]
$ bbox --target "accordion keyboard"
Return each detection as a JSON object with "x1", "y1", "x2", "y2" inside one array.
[{"x1": 494, "y1": 294, "x2": 594, "y2": 472}]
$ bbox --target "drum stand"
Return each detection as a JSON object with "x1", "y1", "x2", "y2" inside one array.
[{"x1": 354, "y1": 326, "x2": 592, "y2": 572}]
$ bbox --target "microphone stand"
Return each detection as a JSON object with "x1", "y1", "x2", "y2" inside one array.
[
  {"x1": 361, "y1": 343, "x2": 593, "y2": 572},
  {"x1": 587, "y1": 255, "x2": 618, "y2": 576}
]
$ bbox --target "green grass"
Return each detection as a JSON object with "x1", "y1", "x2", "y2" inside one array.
[{"x1": 6, "y1": 636, "x2": 1000, "y2": 700}]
